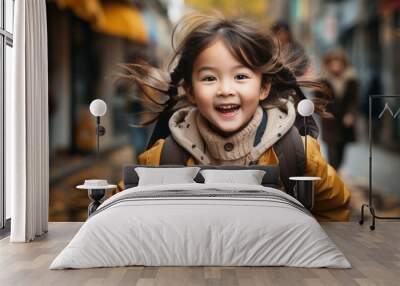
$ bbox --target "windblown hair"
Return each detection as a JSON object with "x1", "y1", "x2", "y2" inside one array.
[{"x1": 118, "y1": 12, "x2": 331, "y2": 127}]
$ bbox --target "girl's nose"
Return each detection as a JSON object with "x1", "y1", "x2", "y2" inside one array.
[{"x1": 217, "y1": 80, "x2": 234, "y2": 96}]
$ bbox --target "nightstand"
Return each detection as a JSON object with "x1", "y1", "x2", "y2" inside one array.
[
  {"x1": 289, "y1": 176, "x2": 321, "y2": 210},
  {"x1": 77, "y1": 180, "x2": 117, "y2": 217}
]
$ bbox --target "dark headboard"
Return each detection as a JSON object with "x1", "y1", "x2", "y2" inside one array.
[{"x1": 123, "y1": 165, "x2": 281, "y2": 189}]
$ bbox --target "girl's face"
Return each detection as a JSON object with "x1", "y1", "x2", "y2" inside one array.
[{"x1": 187, "y1": 39, "x2": 269, "y2": 134}]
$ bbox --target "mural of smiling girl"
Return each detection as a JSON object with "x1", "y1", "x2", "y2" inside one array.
[{"x1": 120, "y1": 12, "x2": 351, "y2": 221}]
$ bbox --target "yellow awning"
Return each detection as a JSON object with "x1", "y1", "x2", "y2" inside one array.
[
  {"x1": 56, "y1": 0, "x2": 149, "y2": 44},
  {"x1": 96, "y1": 3, "x2": 148, "y2": 44}
]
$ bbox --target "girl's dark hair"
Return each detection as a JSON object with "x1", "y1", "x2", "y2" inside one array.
[{"x1": 118, "y1": 12, "x2": 331, "y2": 126}]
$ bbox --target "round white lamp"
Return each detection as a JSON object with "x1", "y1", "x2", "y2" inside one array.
[
  {"x1": 297, "y1": 99, "x2": 315, "y2": 167},
  {"x1": 297, "y1": 99, "x2": 314, "y2": 117},
  {"x1": 89, "y1": 99, "x2": 107, "y2": 158},
  {"x1": 90, "y1": 99, "x2": 107, "y2": 117}
]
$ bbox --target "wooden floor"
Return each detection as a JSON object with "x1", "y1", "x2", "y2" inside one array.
[{"x1": 0, "y1": 222, "x2": 399, "y2": 286}]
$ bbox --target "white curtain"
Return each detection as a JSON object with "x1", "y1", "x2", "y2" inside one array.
[{"x1": 8, "y1": 0, "x2": 49, "y2": 242}]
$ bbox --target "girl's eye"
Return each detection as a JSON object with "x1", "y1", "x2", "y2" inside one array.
[
  {"x1": 235, "y1": 74, "x2": 249, "y2": 80},
  {"x1": 201, "y1": 76, "x2": 216, "y2": 82}
]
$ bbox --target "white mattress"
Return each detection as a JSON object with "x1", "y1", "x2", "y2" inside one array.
[{"x1": 50, "y1": 183, "x2": 351, "y2": 269}]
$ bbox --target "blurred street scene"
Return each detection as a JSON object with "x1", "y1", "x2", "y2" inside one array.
[{"x1": 48, "y1": 0, "x2": 400, "y2": 222}]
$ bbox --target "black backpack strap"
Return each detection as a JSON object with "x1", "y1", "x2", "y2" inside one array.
[
  {"x1": 146, "y1": 110, "x2": 175, "y2": 149},
  {"x1": 294, "y1": 114, "x2": 319, "y2": 139},
  {"x1": 160, "y1": 136, "x2": 190, "y2": 165},
  {"x1": 273, "y1": 126, "x2": 306, "y2": 196}
]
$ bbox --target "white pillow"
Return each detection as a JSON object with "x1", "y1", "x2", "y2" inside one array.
[
  {"x1": 135, "y1": 167, "x2": 200, "y2": 186},
  {"x1": 200, "y1": 169, "x2": 266, "y2": 185}
]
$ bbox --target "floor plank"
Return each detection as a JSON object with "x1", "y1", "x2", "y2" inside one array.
[{"x1": 0, "y1": 222, "x2": 399, "y2": 286}]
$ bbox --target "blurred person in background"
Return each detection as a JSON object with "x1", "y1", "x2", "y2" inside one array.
[
  {"x1": 271, "y1": 20, "x2": 309, "y2": 77},
  {"x1": 316, "y1": 49, "x2": 359, "y2": 170}
]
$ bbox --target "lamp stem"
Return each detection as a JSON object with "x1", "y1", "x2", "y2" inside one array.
[
  {"x1": 96, "y1": 116, "x2": 100, "y2": 161},
  {"x1": 304, "y1": 116, "x2": 307, "y2": 171}
]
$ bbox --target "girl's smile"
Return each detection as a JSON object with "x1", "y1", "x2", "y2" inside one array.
[
  {"x1": 214, "y1": 103, "x2": 241, "y2": 120},
  {"x1": 187, "y1": 39, "x2": 269, "y2": 134}
]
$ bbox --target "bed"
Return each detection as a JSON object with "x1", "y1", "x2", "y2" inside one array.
[{"x1": 50, "y1": 165, "x2": 351, "y2": 269}]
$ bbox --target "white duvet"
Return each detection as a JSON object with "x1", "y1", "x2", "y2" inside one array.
[{"x1": 50, "y1": 183, "x2": 351, "y2": 269}]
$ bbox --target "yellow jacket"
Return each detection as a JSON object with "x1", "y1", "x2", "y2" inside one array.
[{"x1": 138, "y1": 136, "x2": 351, "y2": 222}]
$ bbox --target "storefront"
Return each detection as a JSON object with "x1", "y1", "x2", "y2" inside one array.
[{"x1": 47, "y1": 0, "x2": 172, "y2": 157}]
